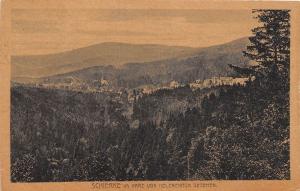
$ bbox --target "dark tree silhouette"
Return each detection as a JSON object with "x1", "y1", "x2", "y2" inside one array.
[
  {"x1": 230, "y1": 10, "x2": 290, "y2": 92},
  {"x1": 245, "y1": 10, "x2": 290, "y2": 91}
]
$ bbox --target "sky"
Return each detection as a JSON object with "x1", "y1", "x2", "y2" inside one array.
[{"x1": 11, "y1": 2, "x2": 257, "y2": 55}]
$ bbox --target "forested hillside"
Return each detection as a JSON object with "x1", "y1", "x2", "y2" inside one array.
[{"x1": 11, "y1": 78, "x2": 289, "y2": 181}]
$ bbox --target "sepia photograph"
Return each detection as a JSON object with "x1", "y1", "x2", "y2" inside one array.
[{"x1": 1, "y1": 0, "x2": 300, "y2": 191}]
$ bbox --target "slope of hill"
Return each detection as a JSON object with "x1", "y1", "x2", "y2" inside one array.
[
  {"x1": 35, "y1": 37, "x2": 250, "y2": 88},
  {"x1": 12, "y1": 43, "x2": 197, "y2": 78}
]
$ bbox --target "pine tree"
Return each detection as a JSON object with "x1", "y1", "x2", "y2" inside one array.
[{"x1": 231, "y1": 10, "x2": 290, "y2": 92}]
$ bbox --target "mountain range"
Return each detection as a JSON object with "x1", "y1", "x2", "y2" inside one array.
[
  {"x1": 12, "y1": 43, "x2": 197, "y2": 78},
  {"x1": 12, "y1": 37, "x2": 250, "y2": 88}
]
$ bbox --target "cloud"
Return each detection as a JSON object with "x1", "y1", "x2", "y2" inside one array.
[
  {"x1": 12, "y1": 20, "x2": 61, "y2": 34},
  {"x1": 91, "y1": 9, "x2": 253, "y2": 24},
  {"x1": 77, "y1": 29, "x2": 154, "y2": 37}
]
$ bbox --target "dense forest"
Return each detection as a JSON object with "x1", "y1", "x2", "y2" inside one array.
[{"x1": 11, "y1": 9, "x2": 290, "y2": 181}]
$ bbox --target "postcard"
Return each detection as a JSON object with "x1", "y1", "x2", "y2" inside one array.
[{"x1": 1, "y1": 1, "x2": 300, "y2": 191}]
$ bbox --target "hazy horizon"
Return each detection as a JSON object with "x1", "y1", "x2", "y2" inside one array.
[
  {"x1": 12, "y1": 6, "x2": 256, "y2": 55},
  {"x1": 12, "y1": 36, "x2": 249, "y2": 57}
]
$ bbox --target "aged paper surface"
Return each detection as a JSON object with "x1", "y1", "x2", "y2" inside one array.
[{"x1": 1, "y1": 0, "x2": 300, "y2": 191}]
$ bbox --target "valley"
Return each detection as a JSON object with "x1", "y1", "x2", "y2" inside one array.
[{"x1": 10, "y1": 30, "x2": 289, "y2": 181}]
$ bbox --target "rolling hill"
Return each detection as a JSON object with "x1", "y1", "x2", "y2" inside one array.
[
  {"x1": 12, "y1": 37, "x2": 250, "y2": 88},
  {"x1": 11, "y1": 43, "x2": 197, "y2": 78}
]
